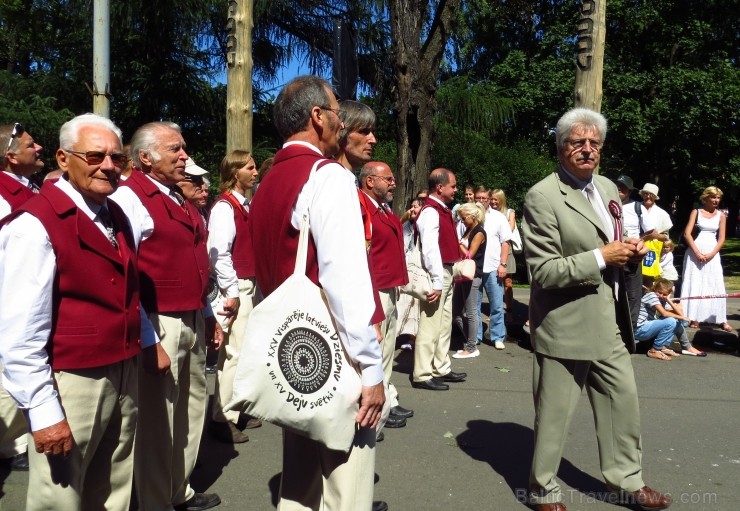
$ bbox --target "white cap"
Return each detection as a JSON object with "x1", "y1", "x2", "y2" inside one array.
[
  {"x1": 184, "y1": 158, "x2": 208, "y2": 176},
  {"x1": 639, "y1": 183, "x2": 660, "y2": 200}
]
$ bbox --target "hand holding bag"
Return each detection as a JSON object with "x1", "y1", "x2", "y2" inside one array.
[
  {"x1": 400, "y1": 235, "x2": 432, "y2": 300},
  {"x1": 226, "y1": 214, "x2": 362, "y2": 452},
  {"x1": 452, "y1": 253, "x2": 475, "y2": 283}
]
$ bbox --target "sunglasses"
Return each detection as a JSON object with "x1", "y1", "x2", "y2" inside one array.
[
  {"x1": 6, "y1": 123, "x2": 24, "y2": 151},
  {"x1": 65, "y1": 150, "x2": 128, "y2": 167}
]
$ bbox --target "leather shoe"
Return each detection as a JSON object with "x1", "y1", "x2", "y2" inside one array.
[
  {"x1": 533, "y1": 504, "x2": 567, "y2": 511},
  {"x1": 390, "y1": 405, "x2": 414, "y2": 419},
  {"x1": 208, "y1": 420, "x2": 249, "y2": 444},
  {"x1": 614, "y1": 486, "x2": 672, "y2": 510},
  {"x1": 385, "y1": 415, "x2": 407, "y2": 428},
  {"x1": 411, "y1": 378, "x2": 449, "y2": 391},
  {"x1": 437, "y1": 371, "x2": 467, "y2": 382},
  {"x1": 372, "y1": 501, "x2": 388, "y2": 511},
  {"x1": 0, "y1": 451, "x2": 29, "y2": 471},
  {"x1": 376, "y1": 431, "x2": 385, "y2": 442},
  {"x1": 174, "y1": 492, "x2": 221, "y2": 511}
]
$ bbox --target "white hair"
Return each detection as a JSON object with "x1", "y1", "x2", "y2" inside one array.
[
  {"x1": 555, "y1": 108, "x2": 607, "y2": 150},
  {"x1": 59, "y1": 113, "x2": 123, "y2": 150},
  {"x1": 129, "y1": 121, "x2": 182, "y2": 168}
]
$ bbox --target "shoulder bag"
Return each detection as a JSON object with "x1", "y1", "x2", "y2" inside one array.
[{"x1": 400, "y1": 233, "x2": 432, "y2": 300}]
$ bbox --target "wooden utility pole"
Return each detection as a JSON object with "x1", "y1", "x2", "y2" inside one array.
[
  {"x1": 92, "y1": 0, "x2": 110, "y2": 117},
  {"x1": 226, "y1": 0, "x2": 253, "y2": 153},
  {"x1": 573, "y1": 0, "x2": 606, "y2": 112}
]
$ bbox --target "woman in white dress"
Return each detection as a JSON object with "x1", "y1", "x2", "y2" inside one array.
[{"x1": 680, "y1": 186, "x2": 732, "y2": 332}]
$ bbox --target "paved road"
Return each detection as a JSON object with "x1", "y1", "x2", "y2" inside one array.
[{"x1": 1, "y1": 289, "x2": 738, "y2": 510}]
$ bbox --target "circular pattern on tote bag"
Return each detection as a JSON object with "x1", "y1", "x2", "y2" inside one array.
[{"x1": 278, "y1": 327, "x2": 333, "y2": 394}]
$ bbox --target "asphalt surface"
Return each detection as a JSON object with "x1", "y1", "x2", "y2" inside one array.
[{"x1": 1, "y1": 288, "x2": 738, "y2": 511}]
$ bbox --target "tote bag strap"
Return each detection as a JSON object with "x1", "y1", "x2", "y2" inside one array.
[{"x1": 292, "y1": 158, "x2": 328, "y2": 277}]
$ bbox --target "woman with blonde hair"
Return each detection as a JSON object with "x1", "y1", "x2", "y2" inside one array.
[
  {"x1": 490, "y1": 189, "x2": 518, "y2": 322},
  {"x1": 453, "y1": 202, "x2": 487, "y2": 358},
  {"x1": 207, "y1": 150, "x2": 261, "y2": 443},
  {"x1": 680, "y1": 186, "x2": 732, "y2": 332}
]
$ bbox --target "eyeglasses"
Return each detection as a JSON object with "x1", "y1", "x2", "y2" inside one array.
[
  {"x1": 370, "y1": 175, "x2": 396, "y2": 184},
  {"x1": 566, "y1": 138, "x2": 601, "y2": 151},
  {"x1": 319, "y1": 105, "x2": 341, "y2": 116},
  {"x1": 65, "y1": 150, "x2": 128, "y2": 167},
  {"x1": 6, "y1": 123, "x2": 24, "y2": 151}
]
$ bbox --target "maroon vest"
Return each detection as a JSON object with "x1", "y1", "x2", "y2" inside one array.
[
  {"x1": 17, "y1": 182, "x2": 141, "y2": 370},
  {"x1": 250, "y1": 145, "x2": 335, "y2": 297},
  {"x1": 211, "y1": 192, "x2": 255, "y2": 279},
  {"x1": 361, "y1": 192, "x2": 409, "y2": 290},
  {"x1": 0, "y1": 172, "x2": 35, "y2": 218},
  {"x1": 423, "y1": 198, "x2": 460, "y2": 264},
  {"x1": 122, "y1": 171, "x2": 209, "y2": 312}
]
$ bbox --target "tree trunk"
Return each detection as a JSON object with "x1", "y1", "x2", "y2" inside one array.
[
  {"x1": 389, "y1": 0, "x2": 460, "y2": 215},
  {"x1": 573, "y1": 0, "x2": 606, "y2": 112},
  {"x1": 226, "y1": 0, "x2": 253, "y2": 154}
]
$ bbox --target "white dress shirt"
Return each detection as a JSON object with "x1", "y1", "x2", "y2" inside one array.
[
  {"x1": 481, "y1": 207, "x2": 512, "y2": 273},
  {"x1": 415, "y1": 195, "x2": 450, "y2": 290},
  {"x1": 287, "y1": 141, "x2": 382, "y2": 386},
  {"x1": 208, "y1": 190, "x2": 247, "y2": 299},
  {"x1": 0, "y1": 177, "x2": 158, "y2": 432},
  {"x1": 645, "y1": 203, "x2": 673, "y2": 234},
  {"x1": 622, "y1": 200, "x2": 655, "y2": 239},
  {"x1": 111, "y1": 175, "x2": 214, "y2": 318}
]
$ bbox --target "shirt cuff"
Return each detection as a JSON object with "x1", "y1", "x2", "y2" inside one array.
[
  {"x1": 28, "y1": 397, "x2": 66, "y2": 432},
  {"x1": 360, "y1": 362, "x2": 384, "y2": 387},
  {"x1": 224, "y1": 285, "x2": 240, "y2": 299},
  {"x1": 592, "y1": 248, "x2": 606, "y2": 270}
]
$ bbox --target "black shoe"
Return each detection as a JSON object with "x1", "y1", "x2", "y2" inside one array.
[
  {"x1": 205, "y1": 364, "x2": 217, "y2": 375},
  {"x1": 1, "y1": 452, "x2": 29, "y2": 471},
  {"x1": 373, "y1": 501, "x2": 389, "y2": 511},
  {"x1": 175, "y1": 493, "x2": 221, "y2": 511},
  {"x1": 438, "y1": 371, "x2": 467, "y2": 382},
  {"x1": 385, "y1": 415, "x2": 407, "y2": 428},
  {"x1": 390, "y1": 405, "x2": 414, "y2": 419},
  {"x1": 411, "y1": 379, "x2": 449, "y2": 391},
  {"x1": 208, "y1": 420, "x2": 249, "y2": 444},
  {"x1": 376, "y1": 431, "x2": 385, "y2": 442}
]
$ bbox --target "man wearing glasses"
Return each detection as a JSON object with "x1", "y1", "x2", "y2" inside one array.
[
  {"x1": 0, "y1": 113, "x2": 166, "y2": 510},
  {"x1": 0, "y1": 123, "x2": 44, "y2": 220}
]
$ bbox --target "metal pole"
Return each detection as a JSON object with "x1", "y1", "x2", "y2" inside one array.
[{"x1": 93, "y1": 0, "x2": 110, "y2": 117}]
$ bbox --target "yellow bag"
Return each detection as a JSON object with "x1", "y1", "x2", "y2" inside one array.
[{"x1": 642, "y1": 239, "x2": 663, "y2": 277}]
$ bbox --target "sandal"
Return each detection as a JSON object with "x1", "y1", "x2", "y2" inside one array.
[
  {"x1": 661, "y1": 348, "x2": 680, "y2": 357},
  {"x1": 720, "y1": 323, "x2": 734, "y2": 332},
  {"x1": 681, "y1": 348, "x2": 707, "y2": 357},
  {"x1": 688, "y1": 321, "x2": 700, "y2": 329},
  {"x1": 647, "y1": 348, "x2": 672, "y2": 361}
]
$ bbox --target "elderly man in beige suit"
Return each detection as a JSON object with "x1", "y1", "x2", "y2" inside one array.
[{"x1": 522, "y1": 108, "x2": 672, "y2": 511}]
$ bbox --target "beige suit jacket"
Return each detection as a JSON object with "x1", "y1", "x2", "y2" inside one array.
[{"x1": 522, "y1": 168, "x2": 635, "y2": 360}]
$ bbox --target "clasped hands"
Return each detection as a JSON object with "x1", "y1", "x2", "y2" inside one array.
[{"x1": 600, "y1": 237, "x2": 647, "y2": 267}]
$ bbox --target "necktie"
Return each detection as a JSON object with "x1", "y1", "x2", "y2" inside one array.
[
  {"x1": 584, "y1": 183, "x2": 614, "y2": 241},
  {"x1": 28, "y1": 181, "x2": 40, "y2": 194},
  {"x1": 170, "y1": 187, "x2": 185, "y2": 206},
  {"x1": 98, "y1": 206, "x2": 119, "y2": 249}
]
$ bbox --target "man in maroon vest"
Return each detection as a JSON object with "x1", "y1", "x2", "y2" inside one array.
[
  {"x1": 112, "y1": 122, "x2": 222, "y2": 511},
  {"x1": 412, "y1": 168, "x2": 467, "y2": 391},
  {"x1": 0, "y1": 113, "x2": 167, "y2": 509},
  {"x1": 0, "y1": 123, "x2": 43, "y2": 219},
  {"x1": 0, "y1": 122, "x2": 45, "y2": 472},
  {"x1": 250, "y1": 75, "x2": 386, "y2": 511},
  {"x1": 359, "y1": 161, "x2": 416, "y2": 428}
]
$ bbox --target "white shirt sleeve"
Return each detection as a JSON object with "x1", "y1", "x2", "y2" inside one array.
[
  {"x1": 207, "y1": 200, "x2": 239, "y2": 298},
  {"x1": 0, "y1": 197, "x2": 11, "y2": 220},
  {"x1": 110, "y1": 186, "x2": 154, "y2": 243},
  {"x1": 0, "y1": 213, "x2": 64, "y2": 431},
  {"x1": 416, "y1": 207, "x2": 444, "y2": 289},
  {"x1": 291, "y1": 162, "x2": 383, "y2": 386}
]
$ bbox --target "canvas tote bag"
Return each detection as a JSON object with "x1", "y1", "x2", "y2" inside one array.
[
  {"x1": 226, "y1": 213, "x2": 362, "y2": 452},
  {"x1": 400, "y1": 234, "x2": 432, "y2": 300}
]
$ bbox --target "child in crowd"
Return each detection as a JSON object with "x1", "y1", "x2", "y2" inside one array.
[
  {"x1": 634, "y1": 277, "x2": 707, "y2": 360},
  {"x1": 659, "y1": 239, "x2": 679, "y2": 288}
]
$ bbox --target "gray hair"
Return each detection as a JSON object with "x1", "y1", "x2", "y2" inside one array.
[
  {"x1": 129, "y1": 121, "x2": 181, "y2": 168},
  {"x1": 339, "y1": 100, "x2": 375, "y2": 145},
  {"x1": 555, "y1": 108, "x2": 607, "y2": 150},
  {"x1": 273, "y1": 76, "x2": 333, "y2": 140},
  {"x1": 59, "y1": 113, "x2": 123, "y2": 151}
]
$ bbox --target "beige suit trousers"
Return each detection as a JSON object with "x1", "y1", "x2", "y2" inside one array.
[
  {"x1": 277, "y1": 426, "x2": 376, "y2": 511},
  {"x1": 135, "y1": 311, "x2": 207, "y2": 510},
  {"x1": 212, "y1": 277, "x2": 257, "y2": 424},
  {"x1": 378, "y1": 288, "x2": 400, "y2": 407},
  {"x1": 27, "y1": 358, "x2": 138, "y2": 511},
  {"x1": 413, "y1": 266, "x2": 453, "y2": 382},
  {"x1": 529, "y1": 331, "x2": 644, "y2": 505},
  {"x1": 0, "y1": 363, "x2": 27, "y2": 458}
]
